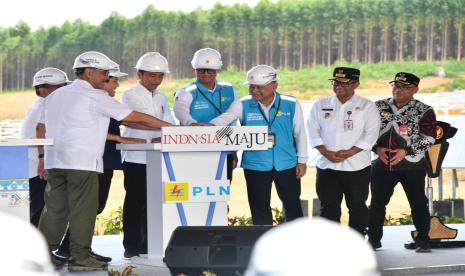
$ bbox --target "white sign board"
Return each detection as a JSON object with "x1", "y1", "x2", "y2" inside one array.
[{"x1": 161, "y1": 126, "x2": 272, "y2": 152}]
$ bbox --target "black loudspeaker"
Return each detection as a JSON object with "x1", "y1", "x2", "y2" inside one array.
[{"x1": 164, "y1": 226, "x2": 272, "y2": 276}]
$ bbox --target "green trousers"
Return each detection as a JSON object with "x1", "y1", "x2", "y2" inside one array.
[{"x1": 39, "y1": 169, "x2": 98, "y2": 260}]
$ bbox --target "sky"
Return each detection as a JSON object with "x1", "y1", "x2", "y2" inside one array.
[{"x1": 0, "y1": 0, "x2": 260, "y2": 30}]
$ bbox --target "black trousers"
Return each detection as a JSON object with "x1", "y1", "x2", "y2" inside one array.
[
  {"x1": 316, "y1": 166, "x2": 371, "y2": 235},
  {"x1": 226, "y1": 154, "x2": 234, "y2": 181},
  {"x1": 122, "y1": 162, "x2": 147, "y2": 254},
  {"x1": 244, "y1": 167, "x2": 303, "y2": 225},
  {"x1": 29, "y1": 176, "x2": 47, "y2": 227},
  {"x1": 368, "y1": 168, "x2": 430, "y2": 243},
  {"x1": 58, "y1": 169, "x2": 114, "y2": 253}
]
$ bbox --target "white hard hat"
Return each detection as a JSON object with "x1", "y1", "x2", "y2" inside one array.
[
  {"x1": 245, "y1": 218, "x2": 379, "y2": 276},
  {"x1": 32, "y1": 67, "x2": 70, "y2": 87},
  {"x1": 134, "y1": 52, "x2": 170, "y2": 73},
  {"x1": 0, "y1": 211, "x2": 59, "y2": 276},
  {"x1": 72, "y1": 51, "x2": 113, "y2": 70},
  {"x1": 191, "y1": 48, "x2": 223, "y2": 70},
  {"x1": 245, "y1": 65, "x2": 278, "y2": 86},
  {"x1": 108, "y1": 60, "x2": 128, "y2": 78}
]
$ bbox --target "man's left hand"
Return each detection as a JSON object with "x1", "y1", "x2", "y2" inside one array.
[{"x1": 388, "y1": 148, "x2": 407, "y2": 165}]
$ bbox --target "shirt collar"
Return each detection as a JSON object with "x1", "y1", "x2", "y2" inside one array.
[
  {"x1": 137, "y1": 82, "x2": 159, "y2": 95},
  {"x1": 195, "y1": 80, "x2": 217, "y2": 93}
]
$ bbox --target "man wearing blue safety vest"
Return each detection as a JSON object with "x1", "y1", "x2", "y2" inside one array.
[
  {"x1": 174, "y1": 48, "x2": 238, "y2": 179},
  {"x1": 210, "y1": 65, "x2": 308, "y2": 225}
]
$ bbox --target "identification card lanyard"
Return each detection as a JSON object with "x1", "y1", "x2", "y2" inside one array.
[
  {"x1": 197, "y1": 88, "x2": 222, "y2": 115},
  {"x1": 257, "y1": 96, "x2": 281, "y2": 147},
  {"x1": 344, "y1": 110, "x2": 354, "y2": 131}
]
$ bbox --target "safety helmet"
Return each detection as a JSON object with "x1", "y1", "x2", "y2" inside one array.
[
  {"x1": 245, "y1": 65, "x2": 279, "y2": 86},
  {"x1": 108, "y1": 60, "x2": 128, "y2": 78},
  {"x1": 134, "y1": 52, "x2": 170, "y2": 73},
  {"x1": 0, "y1": 211, "x2": 59, "y2": 276},
  {"x1": 32, "y1": 67, "x2": 70, "y2": 87},
  {"x1": 191, "y1": 48, "x2": 223, "y2": 70},
  {"x1": 245, "y1": 218, "x2": 379, "y2": 276},
  {"x1": 72, "y1": 51, "x2": 113, "y2": 70}
]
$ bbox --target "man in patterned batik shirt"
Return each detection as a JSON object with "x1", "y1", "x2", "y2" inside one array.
[{"x1": 368, "y1": 72, "x2": 437, "y2": 253}]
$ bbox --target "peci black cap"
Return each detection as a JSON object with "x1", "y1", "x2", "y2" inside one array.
[
  {"x1": 329, "y1": 67, "x2": 360, "y2": 83},
  {"x1": 390, "y1": 72, "x2": 420, "y2": 86}
]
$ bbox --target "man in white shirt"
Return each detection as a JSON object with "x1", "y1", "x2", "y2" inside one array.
[
  {"x1": 307, "y1": 67, "x2": 380, "y2": 235},
  {"x1": 38, "y1": 51, "x2": 173, "y2": 271},
  {"x1": 210, "y1": 65, "x2": 308, "y2": 225},
  {"x1": 120, "y1": 52, "x2": 176, "y2": 258},
  {"x1": 21, "y1": 68, "x2": 70, "y2": 227}
]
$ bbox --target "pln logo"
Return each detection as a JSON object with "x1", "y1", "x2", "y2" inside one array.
[{"x1": 165, "y1": 182, "x2": 188, "y2": 202}]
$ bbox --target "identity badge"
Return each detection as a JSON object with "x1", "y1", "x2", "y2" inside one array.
[
  {"x1": 344, "y1": 120, "x2": 354, "y2": 131},
  {"x1": 399, "y1": 125, "x2": 408, "y2": 136},
  {"x1": 268, "y1": 132, "x2": 276, "y2": 147}
]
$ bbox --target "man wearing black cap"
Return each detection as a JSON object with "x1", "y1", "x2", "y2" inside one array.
[
  {"x1": 368, "y1": 72, "x2": 437, "y2": 253},
  {"x1": 307, "y1": 67, "x2": 380, "y2": 235}
]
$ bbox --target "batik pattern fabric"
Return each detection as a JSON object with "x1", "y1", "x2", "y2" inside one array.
[{"x1": 373, "y1": 98, "x2": 436, "y2": 171}]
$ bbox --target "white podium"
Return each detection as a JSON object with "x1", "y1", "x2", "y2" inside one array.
[
  {"x1": 0, "y1": 139, "x2": 53, "y2": 220},
  {"x1": 118, "y1": 126, "x2": 271, "y2": 266}
]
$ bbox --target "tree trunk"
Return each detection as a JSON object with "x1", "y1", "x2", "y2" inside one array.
[
  {"x1": 441, "y1": 20, "x2": 448, "y2": 62},
  {"x1": 397, "y1": 28, "x2": 404, "y2": 62},
  {"x1": 457, "y1": 23, "x2": 463, "y2": 61},
  {"x1": 327, "y1": 27, "x2": 332, "y2": 66},
  {"x1": 269, "y1": 36, "x2": 274, "y2": 67},
  {"x1": 352, "y1": 29, "x2": 358, "y2": 62},
  {"x1": 414, "y1": 25, "x2": 419, "y2": 62},
  {"x1": 339, "y1": 31, "x2": 344, "y2": 61},
  {"x1": 312, "y1": 28, "x2": 317, "y2": 66},
  {"x1": 284, "y1": 30, "x2": 288, "y2": 69},
  {"x1": 368, "y1": 27, "x2": 373, "y2": 64},
  {"x1": 256, "y1": 29, "x2": 260, "y2": 64}
]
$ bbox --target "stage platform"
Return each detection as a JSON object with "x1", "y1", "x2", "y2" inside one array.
[{"x1": 61, "y1": 223, "x2": 465, "y2": 276}]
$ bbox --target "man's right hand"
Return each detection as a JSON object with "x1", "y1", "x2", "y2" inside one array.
[
  {"x1": 376, "y1": 147, "x2": 391, "y2": 165},
  {"x1": 119, "y1": 137, "x2": 147, "y2": 144},
  {"x1": 316, "y1": 145, "x2": 345, "y2": 163},
  {"x1": 38, "y1": 159, "x2": 47, "y2": 180}
]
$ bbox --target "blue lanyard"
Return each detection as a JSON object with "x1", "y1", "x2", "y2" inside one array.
[
  {"x1": 256, "y1": 95, "x2": 281, "y2": 131},
  {"x1": 197, "y1": 88, "x2": 222, "y2": 115}
]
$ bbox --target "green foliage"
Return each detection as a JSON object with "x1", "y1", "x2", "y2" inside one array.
[
  {"x1": 442, "y1": 216, "x2": 465, "y2": 224},
  {"x1": 228, "y1": 214, "x2": 253, "y2": 226},
  {"x1": 384, "y1": 213, "x2": 413, "y2": 226},
  {"x1": 2, "y1": 0, "x2": 465, "y2": 92},
  {"x1": 95, "y1": 207, "x2": 124, "y2": 235},
  {"x1": 228, "y1": 206, "x2": 286, "y2": 226}
]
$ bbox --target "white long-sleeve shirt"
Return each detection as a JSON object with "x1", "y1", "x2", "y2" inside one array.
[
  {"x1": 121, "y1": 82, "x2": 176, "y2": 164},
  {"x1": 307, "y1": 94, "x2": 380, "y2": 171},
  {"x1": 21, "y1": 98, "x2": 44, "y2": 178},
  {"x1": 210, "y1": 94, "x2": 308, "y2": 164}
]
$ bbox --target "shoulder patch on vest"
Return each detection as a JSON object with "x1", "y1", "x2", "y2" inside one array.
[
  {"x1": 184, "y1": 83, "x2": 197, "y2": 92},
  {"x1": 217, "y1": 81, "x2": 233, "y2": 87},
  {"x1": 240, "y1": 95, "x2": 252, "y2": 102},
  {"x1": 280, "y1": 95, "x2": 296, "y2": 102}
]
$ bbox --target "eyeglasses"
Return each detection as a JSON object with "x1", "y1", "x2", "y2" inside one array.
[
  {"x1": 331, "y1": 80, "x2": 353, "y2": 87},
  {"x1": 196, "y1": 69, "x2": 217, "y2": 74},
  {"x1": 93, "y1": 68, "x2": 110, "y2": 76},
  {"x1": 391, "y1": 83, "x2": 416, "y2": 89}
]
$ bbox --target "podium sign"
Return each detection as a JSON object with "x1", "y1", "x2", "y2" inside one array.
[
  {"x1": 161, "y1": 126, "x2": 271, "y2": 152},
  {"x1": 117, "y1": 126, "x2": 271, "y2": 267}
]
